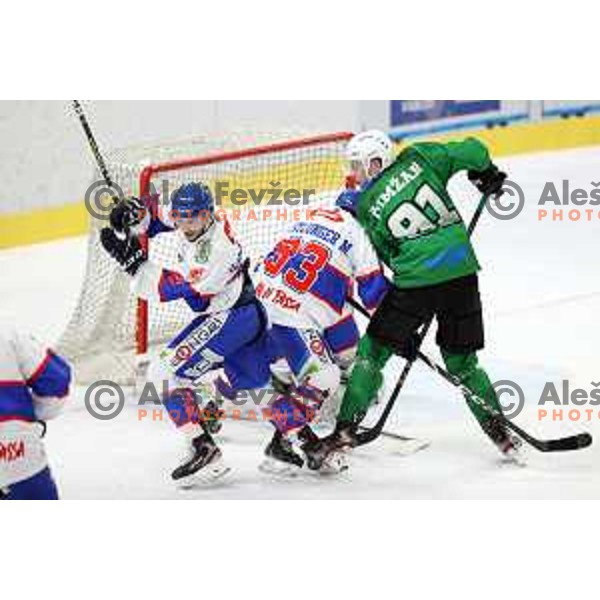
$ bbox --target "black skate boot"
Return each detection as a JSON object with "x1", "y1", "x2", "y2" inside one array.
[
  {"x1": 481, "y1": 415, "x2": 526, "y2": 466},
  {"x1": 259, "y1": 430, "x2": 305, "y2": 476},
  {"x1": 297, "y1": 425, "x2": 319, "y2": 445},
  {"x1": 171, "y1": 432, "x2": 230, "y2": 486},
  {"x1": 302, "y1": 420, "x2": 357, "y2": 473}
]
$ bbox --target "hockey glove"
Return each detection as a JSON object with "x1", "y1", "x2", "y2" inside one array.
[
  {"x1": 467, "y1": 164, "x2": 507, "y2": 197},
  {"x1": 109, "y1": 196, "x2": 147, "y2": 234},
  {"x1": 100, "y1": 228, "x2": 147, "y2": 276}
]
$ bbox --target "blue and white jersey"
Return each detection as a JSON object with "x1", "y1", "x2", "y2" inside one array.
[
  {"x1": 0, "y1": 319, "x2": 71, "y2": 488},
  {"x1": 255, "y1": 207, "x2": 389, "y2": 330},
  {"x1": 132, "y1": 199, "x2": 248, "y2": 315}
]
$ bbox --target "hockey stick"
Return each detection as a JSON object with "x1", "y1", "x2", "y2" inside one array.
[
  {"x1": 416, "y1": 350, "x2": 593, "y2": 452},
  {"x1": 72, "y1": 100, "x2": 116, "y2": 188},
  {"x1": 355, "y1": 191, "x2": 491, "y2": 446}
]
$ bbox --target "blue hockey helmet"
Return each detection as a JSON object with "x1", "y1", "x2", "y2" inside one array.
[{"x1": 171, "y1": 182, "x2": 214, "y2": 219}]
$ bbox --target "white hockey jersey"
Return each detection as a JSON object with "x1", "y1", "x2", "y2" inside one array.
[
  {"x1": 133, "y1": 209, "x2": 249, "y2": 315},
  {"x1": 0, "y1": 319, "x2": 71, "y2": 488},
  {"x1": 254, "y1": 206, "x2": 389, "y2": 330}
]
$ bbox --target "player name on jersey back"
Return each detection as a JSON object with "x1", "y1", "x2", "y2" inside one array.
[{"x1": 255, "y1": 207, "x2": 384, "y2": 329}]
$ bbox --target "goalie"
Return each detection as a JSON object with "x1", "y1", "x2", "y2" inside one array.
[{"x1": 100, "y1": 183, "x2": 272, "y2": 486}]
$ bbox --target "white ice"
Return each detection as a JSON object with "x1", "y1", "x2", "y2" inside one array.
[{"x1": 1, "y1": 144, "x2": 599, "y2": 499}]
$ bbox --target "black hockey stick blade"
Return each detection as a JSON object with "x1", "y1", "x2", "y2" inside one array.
[
  {"x1": 513, "y1": 426, "x2": 592, "y2": 453},
  {"x1": 544, "y1": 432, "x2": 593, "y2": 451}
]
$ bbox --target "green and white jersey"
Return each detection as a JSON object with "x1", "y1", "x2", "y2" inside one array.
[{"x1": 356, "y1": 137, "x2": 492, "y2": 288}]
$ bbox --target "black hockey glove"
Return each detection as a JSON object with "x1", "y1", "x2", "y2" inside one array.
[
  {"x1": 109, "y1": 196, "x2": 147, "y2": 234},
  {"x1": 100, "y1": 228, "x2": 147, "y2": 276},
  {"x1": 467, "y1": 164, "x2": 507, "y2": 197}
]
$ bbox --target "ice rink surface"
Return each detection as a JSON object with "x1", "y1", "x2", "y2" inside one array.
[{"x1": 1, "y1": 145, "x2": 599, "y2": 499}]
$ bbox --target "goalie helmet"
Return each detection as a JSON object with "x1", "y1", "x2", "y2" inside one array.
[{"x1": 346, "y1": 130, "x2": 394, "y2": 182}]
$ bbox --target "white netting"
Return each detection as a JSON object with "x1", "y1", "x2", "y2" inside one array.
[{"x1": 58, "y1": 131, "x2": 352, "y2": 384}]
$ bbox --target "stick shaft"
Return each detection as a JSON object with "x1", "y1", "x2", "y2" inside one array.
[{"x1": 72, "y1": 100, "x2": 113, "y2": 186}]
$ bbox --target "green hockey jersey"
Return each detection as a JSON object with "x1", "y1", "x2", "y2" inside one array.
[{"x1": 356, "y1": 137, "x2": 491, "y2": 288}]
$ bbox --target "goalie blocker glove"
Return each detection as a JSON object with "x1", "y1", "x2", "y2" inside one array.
[
  {"x1": 467, "y1": 163, "x2": 507, "y2": 197},
  {"x1": 109, "y1": 196, "x2": 147, "y2": 234},
  {"x1": 100, "y1": 228, "x2": 147, "y2": 276}
]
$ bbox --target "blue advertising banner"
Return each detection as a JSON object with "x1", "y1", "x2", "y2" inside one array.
[{"x1": 390, "y1": 100, "x2": 500, "y2": 127}]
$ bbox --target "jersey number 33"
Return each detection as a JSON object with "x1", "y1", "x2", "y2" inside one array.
[{"x1": 264, "y1": 238, "x2": 331, "y2": 294}]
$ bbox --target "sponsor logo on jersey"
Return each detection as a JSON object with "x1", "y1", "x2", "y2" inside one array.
[
  {"x1": 273, "y1": 288, "x2": 301, "y2": 312},
  {"x1": 309, "y1": 338, "x2": 325, "y2": 356},
  {"x1": 256, "y1": 282, "x2": 270, "y2": 299},
  {"x1": 0, "y1": 440, "x2": 25, "y2": 463},
  {"x1": 305, "y1": 330, "x2": 330, "y2": 365},
  {"x1": 166, "y1": 315, "x2": 227, "y2": 368},
  {"x1": 257, "y1": 282, "x2": 301, "y2": 312},
  {"x1": 186, "y1": 316, "x2": 226, "y2": 349},
  {"x1": 194, "y1": 239, "x2": 212, "y2": 263},
  {"x1": 169, "y1": 345, "x2": 194, "y2": 367}
]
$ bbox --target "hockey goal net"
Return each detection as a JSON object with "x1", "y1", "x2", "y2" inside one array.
[{"x1": 58, "y1": 131, "x2": 353, "y2": 384}]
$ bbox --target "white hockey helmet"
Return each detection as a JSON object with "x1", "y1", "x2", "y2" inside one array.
[{"x1": 345, "y1": 130, "x2": 394, "y2": 182}]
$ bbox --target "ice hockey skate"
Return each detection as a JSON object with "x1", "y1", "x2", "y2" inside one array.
[
  {"x1": 172, "y1": 432, "x2": 231, "y2": 487},
  {"x1": 482, "y1": 415, "x2": 527, "y2": 467},
  {"x1": 259, "y1": 430, "x2": 305, "y2": 477}
]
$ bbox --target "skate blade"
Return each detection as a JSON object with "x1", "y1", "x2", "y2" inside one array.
[
  {"x1": 498, "y1": 439, "x2": 528, "y2": 467},
  {"x1": 499, "y1": 451, "x2": 528, "y2": 468},
  {"x1": 318, "y1": 451, "x2": 349, "y2": 475},
  {"x1": 259, "y1": 457, "x2": 303, "y2": 478},
  {"x1": 176, "y1": 457, "x2": 232, "y2": 489}
]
